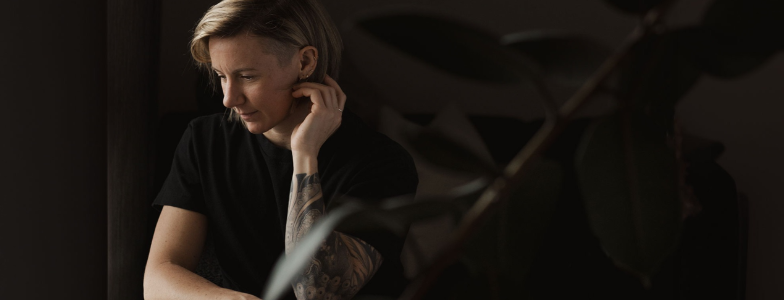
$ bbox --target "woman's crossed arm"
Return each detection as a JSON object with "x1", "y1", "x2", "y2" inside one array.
[{"x1": 285, "y1": 161, "x2": 383, "y2": 300}]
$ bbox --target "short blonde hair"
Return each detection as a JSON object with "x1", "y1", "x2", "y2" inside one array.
[{"x1": 191, "y1": 0, "x2": 343, "y2": 84}]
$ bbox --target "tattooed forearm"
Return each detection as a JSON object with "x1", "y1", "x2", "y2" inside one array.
[{"x1": 285, "y1": 172, "x2": 383, "y2": 300}]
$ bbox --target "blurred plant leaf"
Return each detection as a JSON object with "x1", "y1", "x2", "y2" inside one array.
[
  {"x1": 333, "y1": 207, "x2": 409, "y2": 237},
  {"x1": 575, "y1": 114, "x2": 682, "y2": 284},
  {"x1": 693, "y1": 0, "x2": 784, "y2": 78},
  {"x1": 443, "y1": 177, "x2": 492, "y2": 200},
  {"x1": 407, "y1": 127, "x2": 501, "y2": 177},
  {"x1": 262, "y1": 203, "x2": 363, "y2": 300},
  {"x1": 391, "y1": 201, "x2": 462, "y2": 223},
  {"x1": 676, "y1": 26, "x2": 778, "y2": 79},
  {"x1": 459, "y1": 158, "x2": 563, "y2": 299},
  {"x1": 421, "y1": 258, "x2": 489, "y2": 300},
  {"x1": 619, "y1": 32, "x2": 702, "y2": 134},
  {"x1": 703, "y1": 0, "x2": 784, "y2": 41},
  {"x1": 445, "y1": 177, "x2": 493, "y2": 213},
  {"x1": 334, "y1": 201, "x2": 456, "y2": 237},
  {"x1": 335, "y1": 178, "x2": 490, "y2": 235},
  {"x1": 604, "y1": 0, "x2": 663, "y2": 14},
  {"x1": 497, "y1": 158, "x2": 563, "y2": 297},
  {"x1": 681, "y1": 133, "x2": 725, "y2": 164},
  {"x1": 356, "y1": 13, "x2": 524, "y2": 83},
  {"x1": 502, "y1": 32, "x2": 613, "y2": 88}
]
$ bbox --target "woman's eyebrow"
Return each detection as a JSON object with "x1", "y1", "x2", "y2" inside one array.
[{"x1": 213, "y1": 67, "x2": 257, "y2": 74}]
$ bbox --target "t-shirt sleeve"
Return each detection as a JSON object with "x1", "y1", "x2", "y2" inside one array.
[{"x1": 152, "y1": 122, "x2": 207, "y2": 214}]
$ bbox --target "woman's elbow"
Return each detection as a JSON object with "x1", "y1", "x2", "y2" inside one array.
[{"x1": 142, "y1": 261, "x2": 165, "y2": 300}]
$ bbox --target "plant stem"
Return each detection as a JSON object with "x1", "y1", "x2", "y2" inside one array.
[{"x1": 400, "y1": 2, "x2": 678, "y2": 299}]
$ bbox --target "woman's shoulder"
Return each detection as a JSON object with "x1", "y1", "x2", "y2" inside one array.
[
  {"x1": 331, "y1": 111, "x2": 416, "y2": 172},
  {"x1": 326, "y1": 111, "x2": 419, "y2": 199}
]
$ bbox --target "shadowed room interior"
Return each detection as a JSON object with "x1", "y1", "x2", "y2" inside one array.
[{"x1": 0, "y1": 0, "x2": 782, "y2": 299}]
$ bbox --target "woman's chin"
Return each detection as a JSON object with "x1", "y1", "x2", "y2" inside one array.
[{"x1": 244, "y1": 122, "x2": 267, "y2": 134}]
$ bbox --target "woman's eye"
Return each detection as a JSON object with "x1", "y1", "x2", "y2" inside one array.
[{"x1": 241, "y1": 75, "x2": 254, "y2": 80}]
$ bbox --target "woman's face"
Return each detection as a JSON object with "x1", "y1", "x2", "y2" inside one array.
[{"x1": 209, "y1": 34, "x2": 301, "y2": 134}]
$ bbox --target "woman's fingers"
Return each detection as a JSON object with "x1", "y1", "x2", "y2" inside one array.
[
  {"x1": 324, "y1": 75, "x2": 346, "y2": 110},
  {"x1": 291, "y1": 86, "x2": 327, "y2": 110},
  {"x1": 330, "y1": 87, "x2": 338, "y2": 110},
  {"x1": 293, "y1": 76, "x2": 346, "y2": 113},
  {"x1": 294, "y1": 82, "x2": 339, "y2": 111}
]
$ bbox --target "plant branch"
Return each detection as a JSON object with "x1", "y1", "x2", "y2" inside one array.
[{"x1": 400, "y1": 1, "x2": 678, "y2": 299}]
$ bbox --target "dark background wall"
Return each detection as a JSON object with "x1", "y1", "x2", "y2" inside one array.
[
  {"x1": 0, "y1": 0, "x2": 108, "y2": 299},
  {"x1": 0, "y1": 0, "x2": 781, "y2": 299}
]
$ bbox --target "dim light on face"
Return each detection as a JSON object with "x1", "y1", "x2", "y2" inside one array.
[{"x1": 209, "y1": 34, "x2": 300, "y2": 134}]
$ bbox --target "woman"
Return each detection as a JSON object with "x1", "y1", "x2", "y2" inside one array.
[{"x1": 142, "y1": 0, "x2": 418, "y2": 299}]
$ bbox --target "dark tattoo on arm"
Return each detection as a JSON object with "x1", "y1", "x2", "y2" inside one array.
[{"x1": 285, "y1": 173, "x2": 383, "y2": 300}]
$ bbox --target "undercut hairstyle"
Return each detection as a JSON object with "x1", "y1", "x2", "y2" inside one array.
[{"x1": 190, "y1": 0, "x2": 343, "y2": 121}]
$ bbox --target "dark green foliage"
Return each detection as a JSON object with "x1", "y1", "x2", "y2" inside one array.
[
  {"x1": 503, "y1": 32, "x2": 613, "y2": 88},
  {"x1": 356, "y1": 14, "x2": 524, "y2": 83},
  {"x1": 334, "y1": 179, "x2": 489, "y2": 237},
  {"x1": 575, "y1": 114, "x2": 682, "y2": 282},
  {"x1": 463, "y1": 159, "x2": 563, "y2": 299},
  {"x1": 703, "y1": 0, "x2": 784, "y2": 40},
  {"x1": 619, "y1": 31, "x2": 702, "y2": 134},
  {"x1": 425, "y1": 159, "x2": 563, "y2": 300},
  {"x1": 407, "y1": 127, "x2": 500, "y2": 177},
  {"x1": 263, "y1": 1, "x2": 772, "y2": 298},
  {"x1": 604, "y1": 0, "x2": 664, "y2": 14},
  {"x1": 694, "y1": 0, "x2": 784, "y2": 78}
]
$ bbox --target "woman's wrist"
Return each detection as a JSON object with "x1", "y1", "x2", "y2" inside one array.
[
  {"x1": 290, "y1": 143, "x2": 320, "y2": 156},
  {"x1": 292, "y1": 151, "x2": 318, "y2": 174}
]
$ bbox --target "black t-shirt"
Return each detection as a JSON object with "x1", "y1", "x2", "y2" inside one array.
[{"x1": 153, "y1": 110, "x2": 418, "y2": 298}]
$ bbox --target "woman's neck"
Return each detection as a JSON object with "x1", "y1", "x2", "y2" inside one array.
[{"x1": 262, "y1": 101, "x2": 310, "y2": 150}]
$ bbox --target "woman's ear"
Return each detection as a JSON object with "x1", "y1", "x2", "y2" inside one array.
[{"x1": 297, "y1": 46, "x2": 318, "y2": 80}]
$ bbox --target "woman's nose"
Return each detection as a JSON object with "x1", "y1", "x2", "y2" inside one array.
[{"x1": 222, "y1": 80, "x2": 244, "y2": 108}]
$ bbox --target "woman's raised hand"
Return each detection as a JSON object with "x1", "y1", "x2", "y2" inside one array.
[{"x1": 289, "y1": 74, "x2": 346, "y2": 156}]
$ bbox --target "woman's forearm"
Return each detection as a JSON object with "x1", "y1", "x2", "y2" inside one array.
[
  {"x1": 285, "y1": 152, "x2": 322, "y2": 255},
  {"x1": 285, "y1": 152, "x2": 382, "y2": 300},
  {"x1": 143, "y1": 261, "x2": 259, "y2": 300}
]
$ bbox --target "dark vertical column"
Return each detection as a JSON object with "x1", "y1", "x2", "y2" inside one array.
[
  {"x1": 107, "y1": 0, "x2": 160, "y2": 299},
  {"x1": 0, "y1": 1, "x2": 108, "y2": 299}
]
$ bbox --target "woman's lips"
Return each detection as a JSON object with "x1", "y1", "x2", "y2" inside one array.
[{"x1": 240, "y1": 111, "x2": 257, "y2": 120}]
